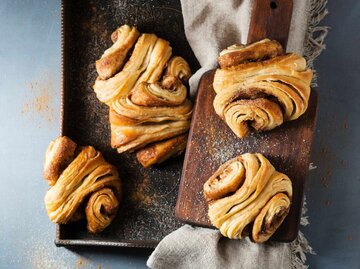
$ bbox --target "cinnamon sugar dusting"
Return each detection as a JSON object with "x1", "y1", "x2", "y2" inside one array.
[
  {"x1": 28, "y1": 241, "x2": 73, "y2": 269},
  {"x1": 76, "y1": 257, "x2": 90, "y2": 268},
  {"x1": 130, "y1": 174, "x2": 153, "y2": 205},
  {"x1": 21, "y1": 73, "x2": 56, "y2": 126}
]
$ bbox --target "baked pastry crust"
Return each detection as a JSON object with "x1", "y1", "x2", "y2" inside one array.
[
  {"x1": 110, "y1": 108, "x2": 190, "y2": 153},
  {"x1": 43, "y1": 136, "x2": 77, "y2": 186},
  {"x1": 93, "y1": 26, "x2": 192, "y2": 166},
  {"x1": 85, "y1": 188, "x2": 119, "y2": 233},
  {"x1": 213, "y1": 39, "x2": 313, "y2": 138},
  {"x1": 130, "y1": 76, "x2": 187, "y2": 107},
  {"x1": 218, "y1": 39, "x2": 283, "y2": 68},
  {"x1": 204, "y1": 153, "x2": 292, "y2": 243},
  {"x1": 94, "y1": 34, "x2": 172, "y2": 105},
  {"x1": 164, "y1": 56, "x2": 192, "y2": 82},
  {"x1": 44, "y1": 138, "x2": 121, "y2": 233},
  {"x1": 136, "y1": 134, "x2": 188, "y2": 168},
  {"x1": 96, "y1": 25, "x2": 140, "y2": 80}
]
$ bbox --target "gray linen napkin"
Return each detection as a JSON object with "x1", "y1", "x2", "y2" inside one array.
[
  {"x1": 148, "y1": 225, "x2": 290, "y2": 269},
  {"x1": 147, "y1": 0, "x2": 329, "y2": 268}
]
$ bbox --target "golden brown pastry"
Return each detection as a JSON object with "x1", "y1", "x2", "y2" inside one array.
[
  {"x1": 93, "y1": 34, "x2": 171, "y2": 105},
  {"x1": 136, "y1": 134, "x2": 188, "y2": 168},
  {"x1": 85, "y1": 188, "x2": 119, "y2": 233},
  {"x1": 204, "y1": 153, "x2": 292, "y2": 243},
  {"x1": 218, "y1": 39, "x2": 283, "y2": 68},
  {"x1": 93, "y1": 25, "x2": 192, "y2": 166},
  {"x1": 110, "y1": 108, "x2": 190, "y2": 153},
  {"x1": 43, "y1": 136, "x2": 77, "y2": 186},
  {"x1": 130, "y1": 76, "x2": 187, "y2": 107},
  {"x1": 96, "y1": 25, "x2": 140, "y2": 80},
  {"x1": 213, "y1": 39, "x2": 313, "y2": 138},
  {"x1": 43, "y1": 137, "x2": 121, "y2": 234},
  {"x1": 164, "y1": 56, "x2": 192, "y2": 82}
]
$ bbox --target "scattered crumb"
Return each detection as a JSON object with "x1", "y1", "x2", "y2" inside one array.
[
  {"x1": 347, "y1": 234, "x2": 353, "y2": 241},
  {"x1": 320, "y1": 169, "x2": 332, "y2": 188},
  {"x1": 76, "y1": 257, "x2": 88, "y2": 268},
  {"x1": 324, "y1": 200, "x2": 331, "y2": 206},
  {"x1": 130, "y1": 174, "x2": 153, "y2": 205},
  {"x1": 28, "y1": 240, "x2": 73, "y2": 269},
  {"x1": 308, "y1": 163, "x2": 317, "y2": 170}
]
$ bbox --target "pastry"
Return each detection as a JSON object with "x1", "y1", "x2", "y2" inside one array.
[
  {"x1": 107, "y1": 67, "x2": 192, "y2": 154},
  {"x1": 85, "y1": 188, "x2": 119, "y2": 233},
  {"x1": 136, "y1": 134, "x2": 188, "y2": 168},
  {"x1": 96, "y1": 25, "x2": 140, "y2": 80},
  {"x1": 43, "y1": 136, "x2": 121, "y2": 234},
  {"x1": 110, "y1": 108, "x2": 190, "y2": 153},
  {"x1": 213, "y1": 39, "x2": 313, "y2": 138},
  {"x1": 94, "y1": 34, "x2": 172, "y2": 105},
  {"x1": 43, "y1": 136, "x2": 77, "y2": 186},
  {"x1": 218, "y1": 39, "x2": 283, "y2": 68},
  {"x1": 93, "y1": 25, "x2": 192, "y2": 166},
  {"x1": 164, "y1": 56, "x2": 192, "y2": 82},
  {"x1": 130, "y1": 76, "x2": 187, "y2": 107},
  {"x1": 204, "y1": 153, "x2": 292, "y2": 243}
]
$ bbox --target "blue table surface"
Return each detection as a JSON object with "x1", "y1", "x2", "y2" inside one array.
[{"x1": 0, "y1": 1, "x2": 359, "y2": 268}]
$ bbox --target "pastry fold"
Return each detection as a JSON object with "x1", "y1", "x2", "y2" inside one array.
[
  {"x1": 136, "y1": 134, "x2": 188, "y2": 168},
  {"x1": 43, "y1": 136, "x2": 77, "y2": 186},
  {"x1": 85, "y1": 188, "x2": 119, "y2": 233},
  {"x1": 110, "y1": 108, "x2": 190, "y2": 153},
  {"x1": 96, "y1": 25, "x2": 140, "y2": 80},
  {"x1": 43, "y1": 137, "x2": 121, "y2": 233},
  {"x1": 93, "y1": 25, "x2": 192, "y2": 166},
  {"x1": 164, "y1": 56, "x2": 192, "y2": 82},
  {"x1": 218, "y1": 39, "x2": 283, "y2": 68},
  {"x1": 204, "y1": 153, "x2": 292, "y2": 243},
  {"x1": 213, "y1": 39, "x2": 313, "y2": 138},
  {"x1": 130, "y1": 76, "x2": 187, "y2": 107},
  {"x1": 93, "y1": 33, "x2": 167, "y2": 104}
]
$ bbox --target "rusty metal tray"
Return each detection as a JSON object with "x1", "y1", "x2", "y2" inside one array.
[{"x1": 58, "y1": 0, "x2": 199, "y2": 248}]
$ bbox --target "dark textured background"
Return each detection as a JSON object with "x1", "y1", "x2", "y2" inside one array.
[{"x1": 0, "y1": 0, "x2": 359, "y2": 268}]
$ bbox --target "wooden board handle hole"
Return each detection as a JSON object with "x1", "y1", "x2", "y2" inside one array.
[{"x1": 270, "y1": 1, "x2": 277, "y2": 9}]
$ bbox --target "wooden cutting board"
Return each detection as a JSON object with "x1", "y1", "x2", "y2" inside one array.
[{"x1": 175, "y1": 0, "x2": 318, "y2": 242}]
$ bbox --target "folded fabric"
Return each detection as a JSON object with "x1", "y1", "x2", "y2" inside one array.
[{"x1": 147, "y1": 225, "x2": 290, "y2": 269}]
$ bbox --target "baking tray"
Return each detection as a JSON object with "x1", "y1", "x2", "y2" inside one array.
[{"x1": 58, "y1": 0, "x2": 199, "y2": 248}]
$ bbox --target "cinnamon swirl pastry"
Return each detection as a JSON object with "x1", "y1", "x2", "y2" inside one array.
[
  {"x1": 110, "y1": 107, "x2": 190, "y2": 153},
  {"x1": 85, "y1": 188, "x2": 119, "y2": 233},
  {"x1": 93, "y1": 33, "x2": 163, "y2": 104},
  {"x1": 96, "y1": 25, "x2": 140, "y2": 80},
  {"x1": 93, "y1": 25, "x2": 192, "y2": 166},
  {"x1": 43, "y1": 136, "x2": 77, "y2": 186},
  {"x1": 204, "y1": 153, "x2": 292, "y2": 243},
  {"x1": 213, "y1": 39, "x2": 313, "y2": 138},
  {"x1": 218, "y1": 39, "x2": 283, "y2": 68},
  {"x1": 136, "y1": 134, "x2": 188, "y2": 168},
  {"x1": 164, "y1": 56, "x2": 192, "y2": 82},
  {"x1": 43, "y1": 136, "x2": 121, "y2": 234}
]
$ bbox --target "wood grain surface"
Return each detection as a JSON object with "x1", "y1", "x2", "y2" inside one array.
[
  {"x1": 175, "y1": 0, "x2": 318, "y2": 242},
  {"x1": 175, "y1": 71, "x2": 317, "y2": 241},
  {"x1": 248, "y1": 0, "x2": 293, "y2": 47}
]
